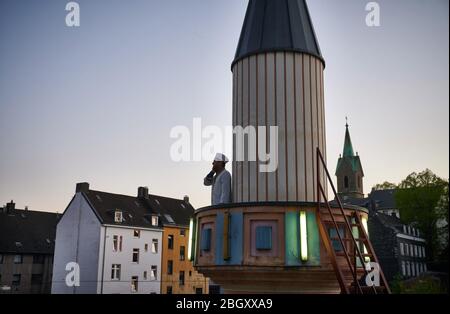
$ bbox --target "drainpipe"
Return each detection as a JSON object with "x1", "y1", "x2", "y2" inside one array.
[{"x1": 100, "y1": 226, "x2": 107, "y2": 294}]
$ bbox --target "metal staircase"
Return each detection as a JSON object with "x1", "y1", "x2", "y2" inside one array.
[{"x1": 316, "y1": 147, "x2": 391, "y2": 294}]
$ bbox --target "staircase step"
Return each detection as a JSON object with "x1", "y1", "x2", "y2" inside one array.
[{"x1": 330, "y1": 237, "x2": 367, "y2": 243}]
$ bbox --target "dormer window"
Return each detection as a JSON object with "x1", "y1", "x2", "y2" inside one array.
[
  {"x1": 151, "y1": 215, "x2": 159, "y2": 227},
  {"x1": 114, "y1": 210, "x2": 123, "y2": 223}
]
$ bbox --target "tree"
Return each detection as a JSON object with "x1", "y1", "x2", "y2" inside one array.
[
  {"x1": 395, "y1": 169, "x2": 449, "y2": 261},
  {"x1": 372, "y1": 181, "x2": 397, "y2": 191}
]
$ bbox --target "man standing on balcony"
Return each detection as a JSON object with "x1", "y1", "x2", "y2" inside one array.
[{"x1": 204, "y1": 153, "x2": 232, "y2": 206}]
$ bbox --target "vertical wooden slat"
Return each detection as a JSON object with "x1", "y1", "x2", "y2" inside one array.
[
  {"x1": 276, "y1": 52, "x2": 286, "y2": 201},
  {"x1": 249, "y1": 55, "x2": 258, "y2": 202}
]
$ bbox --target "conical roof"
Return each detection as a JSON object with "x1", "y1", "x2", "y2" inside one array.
[
  {"x1": 343, "y1": 123, "x2": 355, "y2": 157},
  {"x1": 233, "y1": 0, "x2": 324, "y2": 67}
]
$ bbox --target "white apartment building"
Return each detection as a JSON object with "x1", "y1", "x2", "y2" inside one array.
[{"x1": 52, "y1": 183, "x2": 162, "y2": 294}]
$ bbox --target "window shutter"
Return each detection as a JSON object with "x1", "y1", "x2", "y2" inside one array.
[
  {"x1": 201, "y1": 228, "x2": 212, "y2": 251},
  {"x1": 255, "y1": 226, "x2": 272, "y2": 250}
]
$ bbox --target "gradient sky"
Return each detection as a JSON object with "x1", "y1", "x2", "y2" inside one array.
[{"x1": 0, "y1": 0, "x2": 448, "y2": 213}]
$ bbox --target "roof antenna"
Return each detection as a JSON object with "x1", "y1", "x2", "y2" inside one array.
[{"x1": 345, "y1": 116, "x2": 349, "y2": 128}]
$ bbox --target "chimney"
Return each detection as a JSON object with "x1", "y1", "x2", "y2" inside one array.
[
  {"x1": 6, "y1": 200, "x2": 15, "y2": 214},
  {"x1": 76, "y1": 182, "x2": 90, "y2": 193},
  {"x1": 138, "y1": 186, "x2": 149, "y2": 199},
  {"x1": 183, "y1": 195, "x2": 190, "y2": 203}
]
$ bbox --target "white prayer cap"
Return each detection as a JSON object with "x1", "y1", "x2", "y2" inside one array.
[{"x1": 214, "y1": 153, "x2": 229, "y2": 163}]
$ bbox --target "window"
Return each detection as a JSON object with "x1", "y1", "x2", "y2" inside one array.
[
  {"x1": 406, "y1": 262, "x2": 411, "y2": 276},
  {"x1": 131, "y1": 276, "x2": 139, "y2": 293},
  {"x1": 31, "y1": 274, "x2": 43, "y2": 285},
  {"x1": 344, "y1": 176, "x2": 349, "y2": 188},
  {"x1": 144, "y1": 244, "x2": 148, "y2": 252},
  {"x1": 165, "y1": 214, "x2": 175, "y2": 224},
  {"x1": 111, "y1": 264, "x2": 121, "y2": 280},
  {"x1": 33, "y1": 254, "x2": 45, "y2": 264},
  {"x1": 401, "y1": 261, "x2": 406, "y2": 276},
  {"x1": 329, "y1": 226, "x2": 345, "y2": 252},
  {"x1": 180, "y1": 246, "x2": 185, "y2": 261},
  {"x1": 151, "y1": 215, "x2": 159, "y2": 227},
  {"x1": 151, "y1": 265, "x2": 157, "y2": 280},
  {"x1": 167, "y1": 286, "x2": 173, "y2": 294},
  {"x1": 405, "y1": 244, "x2": 409, "y2": 256},
  {"x1": 143, "y1": 271, "x2": 147, "y2": 280},
  {"x1": 113, "y1": 235, "x2": 122, "y2": 252},
  {"x1": 179, "y1": 271, "x2": 185, "y2": 286},
  {"x1": 400, "y1": 243, "x2": 404, "y2": 256},
  {"x1": 167, "y1": 260, "x2": 173, "y2": 275},
  {"x1": 114, "y1": 210, "x2": 123, "y2": 223},
  {"x1": 152, "y1": 239, "x2": 158, "y2": 253},
  {"x1": 133, "y1": 230, "x2": 140, "y2": 238},
  {"x1": 13, "y1": 254, "x2": 23, "y2": 264},
  {"x1": 189, "y1": 271, "x2": 192, "y2": 277},
  {"x1": 180, "y1": 229, "x2": 186, "y2": 236},
  {"x1": 12, "y1": 274, "x2": 21, "y2": 286},
  {"x1": 422, "y1": 247, "x2": 426, "y2": 258},
  {"x1": 200, "y1": 229, "x2": 211, "y2": 252},
  {"x1": 255, "y1": 226, "x2": 272, "y2": 250},
  {"x1": 132, "y1": 248, "x2": 140, "y2": 263},
  {"x1": 168, "y1": 235, "x2": 174, "y2": 250}
]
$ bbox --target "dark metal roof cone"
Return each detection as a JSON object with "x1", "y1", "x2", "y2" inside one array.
[{"x1": 233, "y1": 0, "x2": 324, "y2": 67}]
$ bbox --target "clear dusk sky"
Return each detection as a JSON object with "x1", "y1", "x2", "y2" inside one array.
[{"x1": 0, "y1": 0, "x2": 448, "y2": 212}]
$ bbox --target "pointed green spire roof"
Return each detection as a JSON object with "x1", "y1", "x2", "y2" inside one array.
[{"x1": 343, "y1": 120, "x2": 355, "y2": 157}]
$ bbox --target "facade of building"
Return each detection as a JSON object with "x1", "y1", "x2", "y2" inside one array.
[
  {"x1": 335, "y1": 125, "x2": 428, "y2": 282},
  {"x1": 0, "y1": 201, "x2": 57, "y2": 294},
  {"x1": 368, "y1": 204, "x2": 427, "y2": 282},
  {"x1": 161, "y1": 224, "x2": 209, "y2": 294},
  {"x1": 52, "y1": 183, "x2": 208, "y2": 294}
]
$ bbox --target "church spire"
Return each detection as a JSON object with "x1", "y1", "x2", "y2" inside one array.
[{"x1": 343, "y1": 118, "x2": 355, "y2": 157}]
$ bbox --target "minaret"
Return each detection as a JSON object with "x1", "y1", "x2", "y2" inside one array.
[
  {"x1": 335, "y1": 120, "x2": 364, "y2": 199},
  {"x1": 192, "y1": 0, "x2": 388, "y2": 294},
  {"x1": 232, "y1": 0, "x2": 327, "y2": 203}
]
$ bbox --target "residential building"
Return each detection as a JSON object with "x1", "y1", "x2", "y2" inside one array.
[
  {"x1": 0, "y1": 201, "x2": 57, "y2": 294},
  {"x1": 52, "y1": 183, "x2": 209, "y2": 294},
  {"x1": 52, "y1": 183, "x2": 162, "y2": 294},
  {"x1": 161, "y1": 201, "x2": 209, "y2": 294}
]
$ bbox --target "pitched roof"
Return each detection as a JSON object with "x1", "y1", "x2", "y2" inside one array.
[
  {"x1": 0, "y1": 208, "x2": 58, "y2": 254},
  {"x1": 368, "y1": 189, "x2": 397, "y2": 210},
  {"x1": 374, "y1": 212, "x2": 403, "y2": 233},
  {"x1": 81, "y1": 189, "x2": 194, "y2": 229},
  {"x1": 233, "y1": 0, "x2": 324, "y2": 67}
]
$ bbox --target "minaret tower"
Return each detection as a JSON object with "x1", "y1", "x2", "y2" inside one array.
[
  {"x1": 335, "y1": 119, "x2": 365, "y2": 199},
  {"x1": 191, "y1": 0, "x2": 387, "y2": 294},
  {"x1": 231, "y1": 0, "x2": 327, "y2": 203}
]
